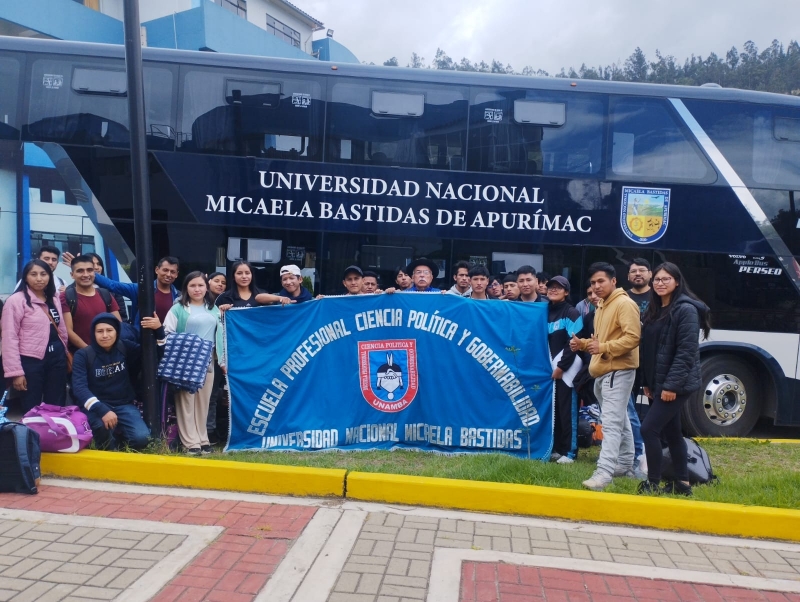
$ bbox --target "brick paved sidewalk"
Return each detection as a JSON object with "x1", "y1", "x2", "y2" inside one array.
[
  {"x1": 460, "y1": 563, "x2": 800, "y2": 602},
  {"x1": 0, "y1": 484, "x2": 314, "y2": 602}
]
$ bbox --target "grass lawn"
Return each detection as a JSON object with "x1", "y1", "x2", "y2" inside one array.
[{"x1": 178, "y1": 439, "x2": 800, "y2": 510}]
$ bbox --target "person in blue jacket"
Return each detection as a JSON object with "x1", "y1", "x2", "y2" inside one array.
[
  {"x1": 71, "y1": 313, "x2": 164, "y2": 450},
  {"x1": 94, "y1": 256, "x2": 180, "y2": 328}
]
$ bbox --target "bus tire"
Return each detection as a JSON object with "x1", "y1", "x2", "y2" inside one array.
[{"x1": 682, "y1": 355, "x2": 760, "y2": 437}]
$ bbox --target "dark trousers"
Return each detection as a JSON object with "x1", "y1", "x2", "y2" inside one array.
[
  {"x1": 641, "y1": 392, "x2": 690, "y2": 483},
  {"x1": 553, "y1": 379, "x2": 578, "y2": 458},
  {"x1": 19, "y1": 345, "x2": 67, "y2": 413},
  {"x1": 85, "y1": 403, "x2": 150, "y2": 450},
  {"x1": 207, "y1": 362, "x2": 224, "y2": 435}
]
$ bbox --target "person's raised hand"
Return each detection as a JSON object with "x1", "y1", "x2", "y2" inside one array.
[
  {"x1": 61, "y1": 251, "x2": 75, "y2": 267},
  {"x1": 586, "y1": 334, "x2": 601, "y2": 355},
  {"x1": 218, "y1": 304, "x2": 233, "y2": 312},
  {"x1": 141, "y1": 312, "x2": 161, "y2": 330},
  {"x1": 569, "y1": 334, "x2": 581, "y2": 352}
]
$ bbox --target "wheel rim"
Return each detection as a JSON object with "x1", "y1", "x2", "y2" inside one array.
[{"x1": 703, "y1": 373, "x2": 747, "y2": 426}]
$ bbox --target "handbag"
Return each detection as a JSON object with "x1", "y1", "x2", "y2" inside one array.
[
  {"x1": 22, "y1": 404, "x2": 93, "y2": 453},
  {"x1": 39, "y1": 303, "x2": 72, "y2": 372}
]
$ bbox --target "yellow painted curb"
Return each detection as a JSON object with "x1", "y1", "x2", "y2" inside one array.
[
  {"x1": 346, "y1": 471, "x2": 800, "y2": 542},
  {"x1": 42, "y1": 450, "x2": 345, "y2": 498}
]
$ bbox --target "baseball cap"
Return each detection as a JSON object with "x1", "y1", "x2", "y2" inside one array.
[
  {"x1": 343, "y1": 265, "x2": 363, "y2": 278},
  {"x1": 280, "y1": 265, "x2": 302, "y2": 277},
  {"x1": 546, "y1": 275, "x2": 571, "y2": 292}
]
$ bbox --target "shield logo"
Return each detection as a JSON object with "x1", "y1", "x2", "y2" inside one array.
[
  {"x1": 358, "y1": 340, "x2": 419, "y2": 412},
  {"x1": 621, "y1": 186, "x2": 671, "y2": 244}
]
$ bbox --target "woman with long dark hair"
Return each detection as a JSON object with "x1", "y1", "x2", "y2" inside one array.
[
  {"x1": 164, "y1": 271, "x2": 224, "y2": 455},
  {"x1": 638, "y1": 262, "x2": 711, "y2": 496},
  {"x1": 215, "y1": 260, "x2": 288, "y2": 310},
  {"x1": 2, "y1": 259, "x2": 69, "y2": 411}
]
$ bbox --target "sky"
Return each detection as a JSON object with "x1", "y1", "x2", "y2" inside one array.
[{"x1": 303, "y1": 0, "x2": 800, "y2": 73}]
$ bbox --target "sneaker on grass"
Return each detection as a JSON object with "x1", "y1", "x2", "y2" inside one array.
[
  {"x1": 550, "y1": 452, "x2": 562, "y2": 462},
  {"x1": 637, "y1": 480, "x2": 662, "y2": 495},
  {"x1": 556, "y1": 455, "x2": 574, "y2": 464},
  {"x1": 613, "y1": 466, "x2": 636, "y2": 478},
  {"x1": 582, "y1": 470, "x2": 612, "y2": 491}
]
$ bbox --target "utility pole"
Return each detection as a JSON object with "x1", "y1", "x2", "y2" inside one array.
[{"x1": 122, "y1": 0, "x2": 159, "y2": 436}]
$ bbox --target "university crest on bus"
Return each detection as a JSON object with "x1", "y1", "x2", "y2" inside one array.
[
  {"x1": 620, "y1": 187, "x2": 671, "y2": 244},
  {"x1": 358, "y1": 340, "x2": 418, "y2": 413}
]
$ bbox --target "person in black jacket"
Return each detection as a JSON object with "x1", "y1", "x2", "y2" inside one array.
[
  {"x1": 638, "y1": 262, "x2": 711, "y2": 496},
  {"x1": 72, "y1": 313, "x2": 164, "y2": 450},
  {"x1": 546, "y1": 276, "x2": 584, "y2": 463}
]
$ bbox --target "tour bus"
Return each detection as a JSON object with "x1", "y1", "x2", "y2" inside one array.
[{"x1": 1, "y1": 36, "x2": 799, "y2": 437}]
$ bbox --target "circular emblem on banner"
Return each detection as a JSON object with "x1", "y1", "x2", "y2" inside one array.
[
  {"x1": 358, "y1": 340, "x2": 419, "y2": 412},
  {"x1": 620, "y1": 186, "x2": 671, "y2": 244}
]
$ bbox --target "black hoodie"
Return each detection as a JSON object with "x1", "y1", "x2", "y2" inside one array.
[{"x1": 71, "y1": 313, "x2": 164, "y2": 418}]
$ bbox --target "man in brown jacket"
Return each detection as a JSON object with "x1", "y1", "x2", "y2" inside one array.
[{"x1": 570, "y1": 262, "x2": 641, "y2": 491}]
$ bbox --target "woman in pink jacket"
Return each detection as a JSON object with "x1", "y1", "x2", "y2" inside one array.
[{"x1": 2, "y1": 259, "x2": 69, "y2": 411}]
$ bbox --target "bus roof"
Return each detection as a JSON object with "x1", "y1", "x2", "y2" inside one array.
[{"x1": 4, "y1": 36, "x2": 800, "y2": 108}]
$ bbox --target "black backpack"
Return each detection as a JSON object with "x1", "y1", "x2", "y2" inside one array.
[
  {"x1": 662, "y1": 437, "x2": 718, "y2": 485},
  {"x1": 65, "y1": 284, "x2": 114, "y2": 315},
  {"x1": 0, "y1": 422, "x2": 42, "y2": 494}
]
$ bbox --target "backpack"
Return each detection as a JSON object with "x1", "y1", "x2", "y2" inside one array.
[
  {"x1": 0, "y1": 422, "x2": 42, "y2": 494},
  {"x1": 662, "y1": 437, "x2": 718, "y2": 485},
  {"x1": 65, "y1": 284, "x2": 114, "y2": 315}
]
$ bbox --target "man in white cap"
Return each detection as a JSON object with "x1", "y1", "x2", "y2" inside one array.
[{"x1": 278, "y1": 265, "x2": 313, "y2": 303}]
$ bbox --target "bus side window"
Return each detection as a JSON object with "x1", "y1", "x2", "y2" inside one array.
[
  {"x1": 609, "y1": 97, "x2": 715, "y2": 183},
  {"x1": 0, "y1": 54, "x2": 21, "y2": 140},
  {"x1": 326, "y1": 80, "x2": 468, "y2": 170},
  {"x1": 467, "y1": 89, "x2": 604, "y2": 176},
  {"x1": 178, "y1": 67, "x2": 323, "y2": 161}
]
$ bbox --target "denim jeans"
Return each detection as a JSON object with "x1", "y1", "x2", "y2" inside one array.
[
  {"x1": 594, "y1": 369, "x2": 636, "y2": 477},
  {"x1": 628, "y1": 394, "x2": 644, "y2": 458},
  {"x1": 86, "y1": 403, "x2": 150, "y2": 450}
]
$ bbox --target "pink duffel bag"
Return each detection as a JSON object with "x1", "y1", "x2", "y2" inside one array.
[{"x1": 22, "y1": 404, "x2": 93, "y2": 453}]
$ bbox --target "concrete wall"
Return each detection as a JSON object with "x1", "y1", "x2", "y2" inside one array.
[
  {"x1": 249, "y1": 0, "x2": 315, "y2": 54},
  {"x1": 0, "y1": 0, "x2": 123, "y2": 43}
]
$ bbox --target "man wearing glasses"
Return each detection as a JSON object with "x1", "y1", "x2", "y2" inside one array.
[
  {"x1": 405, "y1": 258, "x2": 441, "y2": 293},
  {"x1": 626, "y1": 257, "x2": 653, "y2": 480}
]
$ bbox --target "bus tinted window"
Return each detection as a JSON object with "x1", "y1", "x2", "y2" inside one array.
[
  {"x1": 468, "y1": 90, "x2": 603, "y2": 176},
  {"x1": 609, "y1": 98, "x2": 714, "y2": 182},
  {"x1": 686, "y1": 100, "x2": 800, "y2": 190},
  {"x1": 25, "y1": 56, "x2": 173, "y2": 149},
  {"x1": 0, "y1": 55, "x2": 20, "y2": 139},
  {"x1": 327, "y1": 80, "x2": 467, "y2": 170},
  {"x1": 179, "y1": 68, "x2": 323, "y2": 160}
]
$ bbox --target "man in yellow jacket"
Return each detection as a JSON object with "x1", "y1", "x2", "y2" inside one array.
[{"x1": 570, "y1": 262, "x2": 641, "y2": 491}]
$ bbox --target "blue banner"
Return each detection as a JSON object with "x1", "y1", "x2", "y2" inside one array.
[{"x1": 224, "y1": 294, "x2": 554, "y2": 459}]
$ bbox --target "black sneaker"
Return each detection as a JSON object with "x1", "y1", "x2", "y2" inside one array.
[
  {"x1": 663, "y1": 480, "x2": 693, "y2": 496},
  {"x1": 200, "y1": 445, "x2": 213, "y2": 455},
  {"x1": 186, "y1": 448, "x2": 201, "y2": 456},
  {"x1": 637, "y1": 480, "x2": 662, "y2": 495}
]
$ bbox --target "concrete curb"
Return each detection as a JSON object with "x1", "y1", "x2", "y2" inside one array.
[
  {"x1": 345, "y1": 471, "x2": 800, "y2": 543},
  {"x1": 41, "y1": 450, "x2": 346, "y2": 498},
  {"x1": 41, "y1": 452, "x2": 800, "y2": 542}
]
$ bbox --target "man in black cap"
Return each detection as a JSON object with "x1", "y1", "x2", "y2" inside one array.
[
  {"x1": 405, "y1": 258, "x2": 441, "y2": 292},
  {"x1": 342, "y1": 265, "x2": 364, "y2": 295},
  {"x1": 546, "y1": 275, "x2": 584, "y2": 464}
]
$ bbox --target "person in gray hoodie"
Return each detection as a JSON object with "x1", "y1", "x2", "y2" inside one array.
[{"x1": 71, "y1": 313, "x2": 164, "y2": 450}]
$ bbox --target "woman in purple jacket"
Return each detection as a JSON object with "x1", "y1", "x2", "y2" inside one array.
[{"x1": 1, "y1": 259, "x2": 69, "y2": 411}]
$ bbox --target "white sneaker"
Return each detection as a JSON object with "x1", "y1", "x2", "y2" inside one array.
[
  {"x1": 582, "y1": 470, "x2": 613, "y2": 491},
  {"x1": 556, "y1": 455, "x2": 574, "y2": 464},
  {"x1": 613, "y1": 466, "x2": 636, "y2": 478}
]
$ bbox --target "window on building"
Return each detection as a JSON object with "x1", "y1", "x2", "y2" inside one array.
[
  {"x1": 31, "y1": 232, "x2": 95, "y2": 259},
  {"x1": 267, "y1": 15, "x2": 301, "y2": 48},
  {"x1": 0, "y1": 54, "x2": 21, "y2": 140},
  {"x1": 214, "y1": 0, "x2": 246, "y2": 18}
]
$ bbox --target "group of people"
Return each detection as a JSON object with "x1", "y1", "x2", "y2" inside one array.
[
  {"x1": 1, "y1": 246, "x2": 711, "y2": 496},
  {"x1": 569, "y1": 259, "x2": 711, "y2": 497}
]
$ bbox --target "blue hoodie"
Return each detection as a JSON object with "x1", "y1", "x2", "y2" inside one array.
[{"x1": 71, "y1": 313, "x2": 164, "y2": 418}]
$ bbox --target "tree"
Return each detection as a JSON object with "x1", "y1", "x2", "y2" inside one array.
[
  {"x1": 407, "y1": 52, "x2": 426, "y2": 69},
  {"x1": 383, "y1": 57, "x2": 399, "y2": 67},
  {"x1": 433, "y1": 48, "x2": 456, "y2": 70},
  {"x1": 624, "y1": 47, "x2": 648, "y2": 82}
]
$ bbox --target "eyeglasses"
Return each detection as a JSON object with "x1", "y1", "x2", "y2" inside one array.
[
  {"x1": 489, "y1": 282, "x2": 501, "y2": 288},
  {"x1": 629, "y1": 268, "x2": 650, "y2": 274},
  {"x1": 653, "y1": 277, "x2": 674, "y2": 284},
  {"x1": 413, "y1": 270, "x2": 432, "y2": 276}
]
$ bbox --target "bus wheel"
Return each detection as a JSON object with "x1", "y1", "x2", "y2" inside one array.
[{"x1": 683, "y1": 355, "x2": 760, "y2": 437}]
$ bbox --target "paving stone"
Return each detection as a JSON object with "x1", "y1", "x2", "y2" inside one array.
[
  {"x1": 114, "y1": 569, "x2": 144, "y2": 590},
  {"x1": 44, "y1": 544, "x2": 89, "y2": 556},
  {"x1": 456, "y1": 521, "x2": 474, "y2": 535},
  {"x1": 74, "y1": 531, "x2": 111, "y2": 547},
  {"x1": 384, "y1": 515, "x2": 405, "y2": 528},
  {"x1": 568, "y1": 543, "x2": 592, "y2": 560},
  {"x1": 334, "y1": 573, "x2": 359, "y2": 593},
  {"x1": 546, "y1": 529, "x2": 568, "y2": 543},
  {"x1": 329, "y1": 594, "x2": 375, "y2": 602},
  {"x1": 589, "y1": 545, "x2": 613, "y2": 561},
  {"x1": 69, "y1": 548, "x2": 107, "y2": 566},
  {"x1": 84, "y1": 567, "x2": 124, "y2": 588},
  {"x1": 34, "y1": 525, "x2": 74, "y2": 534},
  {"x1": 88, "y1": 550, "x2": 126, "y2": 566},
  {"x1": 357, "y1": 573, "x2": 383, "y2": 595},
  {"x1": 152, "y1": 535, "x2": 185, "y2": 553},
  {"x1": 530, "y1": 547, "x2": 571, "y2": 557},
  {"x1": 474, "y1": 523, "x2": 511, "y2": 537},
  {"x1": 2, "y1": 523, "x2": 36, "y2": 539},
  {"x1": 528, "y1": 527, "x2": 548, "y2": 541},
  {"x1": 392, "y1": 550, "x2": 431, "y2": 562},
  {"x1": 42, "y1": 572, "x2": 92, "y2": 585},
  {"x1": 348, "y1": 555, "x2": 389, "y2": 566},
  {"x1": 511, "y1": 538, "x2": 531, "y2": 554},
  {"x1": 56, "y1": 529, "x2": 94, "y2": 545},
  {"x1": 1, "y1": 559, "x2": 44, "y2": 579},
  {"x1": 437, "y1": 519, "x2": 456, "y2": 532},
  {"x1": 394, "y1": 543, "x2": 433, "y2": 553},
  {"x1": 432, "y1": 538, "x2": 472, "y2": 549},
  {"x1": 407, "y1": 560, "x2": 429, "y2": 579},
  {"x1": 366, "y1": 513, "x2": 386, "y2": 526},
  {"x1": 383, "y1": 574, "x2": 427, "y2": 588},
  {"x1": 678, "y1": 541, "x2": 707, "y2": 558},
  {"x1": 14, "y1": 541, "x2": 51, "y2": 558},
  {"x1": 5, "y1": 581, "x2": 55, "y2": 602},
  {"x1": 376, "y1": 597, "x2": 399, "y2": 602},
  {"x1": 0, "y1": 577, "x2": 33, "y2": 592},
  {"x1": 609, "y1": 553, "x2": 654, "y2": 566},
  {"x1": 372, "y1": 541, "x2": 394, "y2": 557},
  {"x1": 403, "y1": 521, "x2": 437, "y2": 531},
  {"x1": 490, "y1": 537, "x2": 511, "y2": 552},
  {"x1": 472, "y1": 535, "x2": 492, "y2": 550},
  {"x1": 35, "y1": 583, "x2": 80, "y2": 602},
  {"x1": 386, "y1": 558, "x2": 409, "y2": 576},
  {"x1": 69, "y1": 586, "x2": 122, "y2": 600},
  {"x1": 342, "y1": 562, "x2": 387, "y2": 575},
  {"x1": 379, "y1": 584, "x2": 425, "y2": 599},
  {"x1": 131, "y1": 534, "x2": 166, "y2": 551},
  {"x1": 649, "y1": 553, "x2": 677, "y2": 569},
  {"x1": 435, "y1": 531, "x2": 472, "y2": 542},
  {"x1": 0, "y1": 590, "x2": 12, "y2": 602},
  {"x1": 23, "y1": 531, "x2": 65, "y2": 542},
  {"x1": 362, "y1": 525, "x2": 399, "y2": 536},
  {"x1": 396, "y1": 528, "x2": 416, "y2": 543},
  {"x1": 414, "y1": 530, "x2": 434, "y2": 545},
  {"x1": 351, "y1": 540, "x2": 375, "y2": 556}
]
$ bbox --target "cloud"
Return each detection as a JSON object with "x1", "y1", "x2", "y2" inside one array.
[{"x1": 303, "y1": 0, "x2": 800, "y2": 73}]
